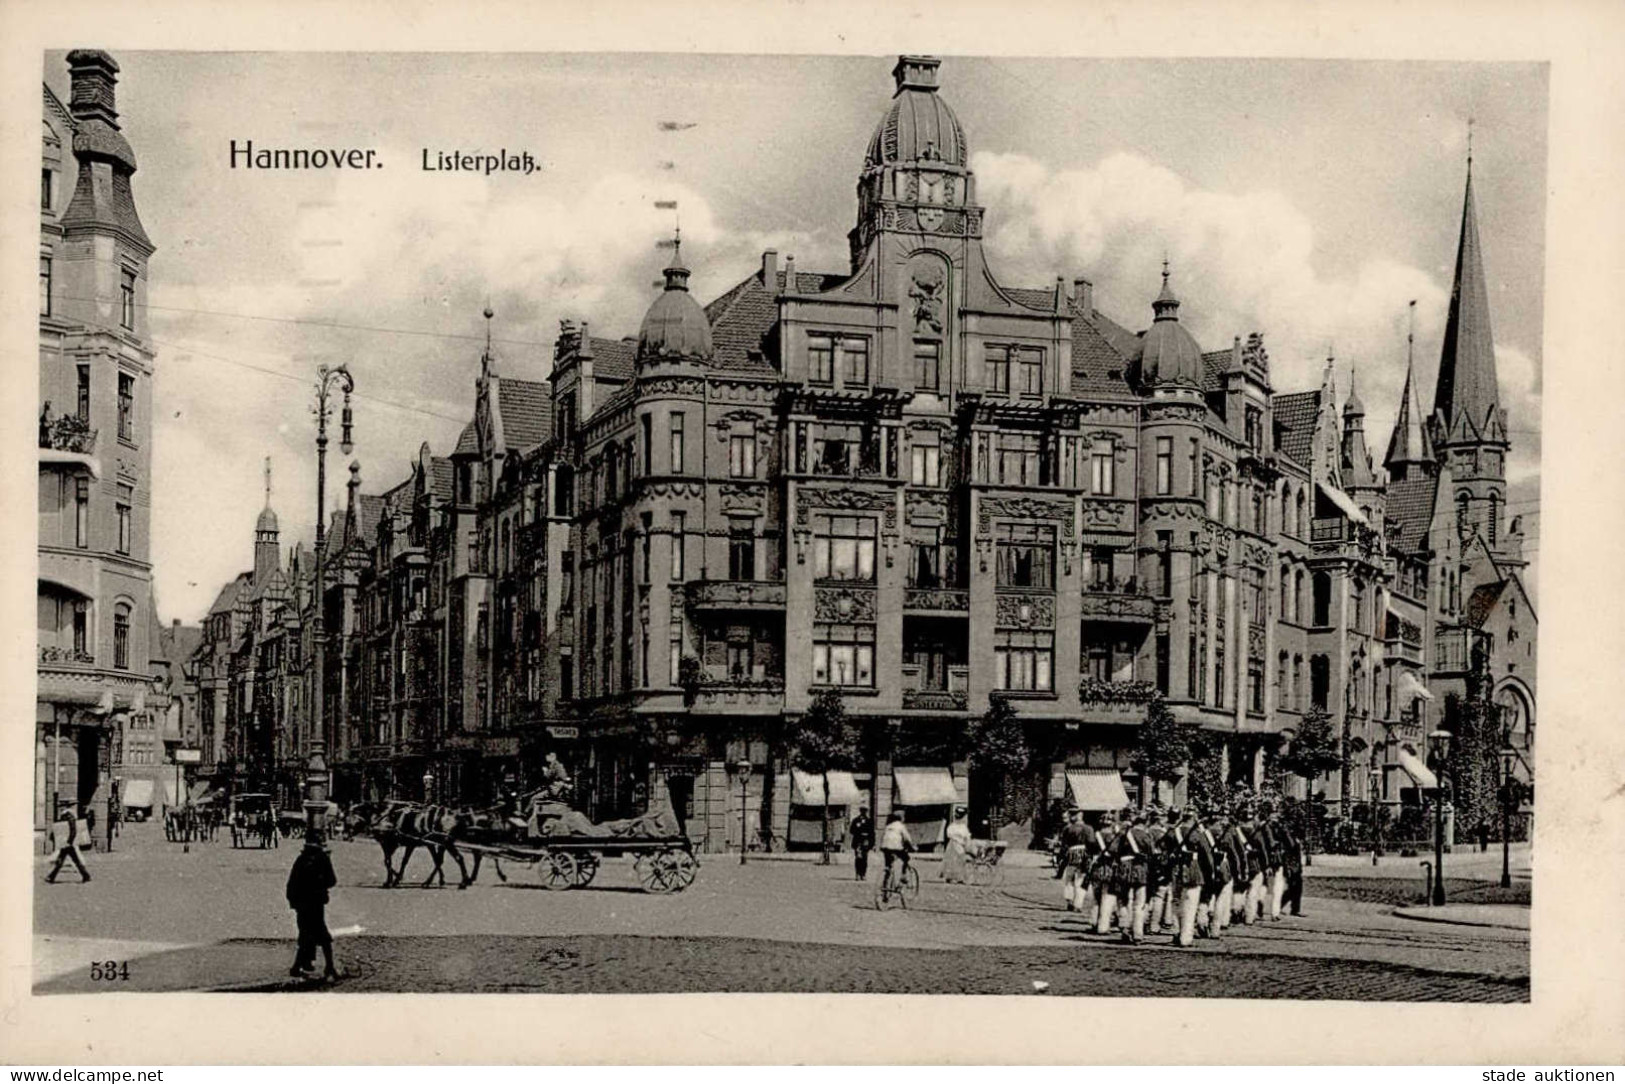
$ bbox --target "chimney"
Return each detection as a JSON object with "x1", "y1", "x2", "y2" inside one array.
[
  {"x1": 173, "y1": 618, "x2": 180, "y2": 629},
  {"x1": 1055, "y1": 276, "x2": 1068, "y2": 314},
  {"x1": 1073, "y1": 277, "x2": 1094, "y2": 315},
  {"x1": 762, "y1": 249, "x2": 778, "y2": 289},
  {"x1": 66, "y1": 50, "x2": 121, "y2": 127},
  {"x1": 783, "y1": 255, "x2": 796, "y2": 294}
]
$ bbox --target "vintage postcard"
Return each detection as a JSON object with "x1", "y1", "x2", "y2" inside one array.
[{"x1": 3, "y1": 0, "x2": 1622, "y2": 1068}]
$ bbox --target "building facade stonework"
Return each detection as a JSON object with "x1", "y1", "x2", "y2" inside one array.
[{"x1": 192, "y1": 56, "x2": 1536, "y2": 850}]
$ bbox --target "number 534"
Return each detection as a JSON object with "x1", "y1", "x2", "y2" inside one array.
[{"x1": 90, "y1": 961, "x2": 129, "y2": 981}]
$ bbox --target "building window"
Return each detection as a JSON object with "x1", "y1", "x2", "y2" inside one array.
[
  {"x1": 1312, "y1": 572, "x2": 1331, "y2": 627},
  {"x1": 41, "y1": 168, "x2": 53, "y2": 210},
  {"x1": 1488, "y1": 493, "x2": 1499, "y2": 545},
  {"x1": 120, "y1": 269, "x2": 136, "y2": 330},
  {"x1": 1280, "y1": 563, "x2": 1292, "y2": 619},
  {"x1": 1155, "y1": 633, "x2": 1170, "y2": 695},
  {"x1": 841, "y1": 338, "x2": 870, "y2": 385},
  {"x1": 1213, "y1": 642, "x2": 1225, "y2": 707},
  {"x1": 910, "y1": 437, "x2": 940, "y2": 487},
  {"x1": 808, "y1": 334, "x2": 835, "y2": 383},
  {"x1": 1092, "y1": 440, "x2": 1117, "y2": 496},
  {"x1": 910, "y1": 526, "x2": 953, "y2": 588},
  {"x1": 72, "y1": 601, "x2": 89, "y2": 656},
  {"x1": 114, "y1": 605, "x2": 131, "y2": 670},
  {"x1": 75, "y1": 478, "x2": 89, "y2": 548},
  {"x1": 729, "y1": 431, "x2": 756, "y2": 478},
  {"x1": 560, "y1": 551, "x2": 575, "y2": 609},
  {"x1": 669, "y1": 511, "x2": 685, "y2": 580},
  {"x1": 985, "y1": 345, "x2": 1010, "y2": 394},
  {"x1": 1157, "y1": 532, "x2": 1173, "y2": 597},
  {"x1": 1244, "y1": 407, "x2": 1262, "y2": 451},
  {"x1": 1018, "y1": 348, "x2": 1044, "y2": 397},
  {"x1": 1310, "y1": 655, "x2": 1330, "y2": 711},
  {"x1": 997, "y1": 432, "x2": 1042, "y2": 486},
  {"x1": 914, "y1": 340, "x2": 940, "y2": 391},
  {"x1": 76, "y1": 364, "x2": 90, "y2": 422},
  {"x1": 1248, "y1": 660, "x2": 1264, "y2": 713},
  {"x1": 1252, "y1": 488, "x2": 1265, "y2": 533},
  {"x1": 813, "y1": 624, "x2": 874, "y2": 686},
  {"x1": 1217, "y1": 471, "x2": 1229, "y2": 523},
  {"x1": 116, "y1": 485, "x2": 133, "y2": 555},
  {"x1": 995, "y1": 522, "x2": 1055, "y2": 589},
  {"x1": 728, "y1": 524, "x2": 755, "y2": 581},
  {"x1": 1155, "y1": 437, "x2": 1173, "y2": 495},
  {"x1": 39, "y1": 256, "x2": 51, "y2": 316},
  {"x1": 118, "y1": 373, "x2": 134, "y2": 442},
  {"x1": 639, "y1": 414, "x2": 652, "y2": 475},
  {"x1": 669, "y1": 412, "x2": 685, "y2": 474},
  {"x1": 996, "y1": 630, "x2": 1053, "y2": 691},
  {"x1": 813, "y1": 515, "x2": 876, "y2": 582}
]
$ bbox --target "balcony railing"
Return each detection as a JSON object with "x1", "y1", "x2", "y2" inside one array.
[
  {"x1": 902, "y1": 688, "x2": 969, "y2": 712},
  {"x1": 691, "y1": 677, "x2": 786, "y2": 712},
  {"x1": 1310, "y1": 517, "x2": 1347, "y2": 543},
  {"x1": 39, "y1": 416, "x2": 97, "y2": 455},
  {"x1": 1079, "y1": 582, "x2": 1157, "y2": 623},
  {"x1": 39, "y1": 645, "x2": 96, "y2": 667},
  {"x1": 686, "y1": 579, "x2": 786, "y2": 611},
  {"x1": 903, "y1": 587, "x2": 969, "y2": 613}
]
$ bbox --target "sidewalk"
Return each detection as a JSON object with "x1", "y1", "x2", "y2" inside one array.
[{"x1": 1392, "y1": 903, "x2": 1529, "y2": 930}]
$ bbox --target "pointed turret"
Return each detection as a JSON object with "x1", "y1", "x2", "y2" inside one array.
[
  {"x1": 1432, "y1": 160, "x2": 1502, "y2": 440},
  {"x1": 1384, "y1": 311, "x2": 1435, "y2": 480},
  {"x1": 1340, "y1": 365, "x2": 1378, "y2": 490},
  {"x1": 252, "y1": 456, "x2": 280, "y2": 591}
]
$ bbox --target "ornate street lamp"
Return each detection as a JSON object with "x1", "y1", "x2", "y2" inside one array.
[
  {"x1": 1499, "y1": 742, "x2": 1517, "y2": 890},
  {"x1": 304, "y1": 741, "x2": 329, "y2": 840},
  {"x1": 310, "y1": 362, "x2": 354, "y2": 836},
  {"x1": 423, "y1": 769, "x2": 435, "y2": 804},
  {"x1": 1427, "y1": 728, "x2": 1452, "y2": 906},
  {"x1": 737, "y1": 759, "x2": 753, "y2": 866}
]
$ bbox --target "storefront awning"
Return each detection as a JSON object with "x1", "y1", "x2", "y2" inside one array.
[
  {"x1": 189, "y1": 781, "x2": 214, "y2": 804},
  {"x1": 1318, "y1": 481, "x2": 1370, "y2": 527},
  {"x1": 122, "y1": 779, "x2": 154, "y2": 809},
  {"x1": 1066, "y1": 770, "x2": 1131, "y2": 813},
  {"x1": 791, "y1": 768, "x2": 863, "y2": 806},
  {"x1": 1398, "y1": 670, "x2": 1434, "y2": 703},
  {"x1": 893, "y1": 766, "x2": 958, "y2": 806},
  {"x1": 1397, "y1": 748, "x2": 1437, "y2": 790}
]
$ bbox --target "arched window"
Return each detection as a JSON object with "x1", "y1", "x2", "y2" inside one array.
[
  {"x1": 1456, "y1": 491, "x2": 1471, "y2": 533},
  {"x1": 113, "y1": 603, "x2": 131, "y2": 670},
  {"x1": 1312, "y1": 572, "x2": 1332, "y2": 627},
  {"x1": 1295, "y1": 570, "x2": 1304, "y2": 623},
  {"x1": 1488, "y1": 492, "x2": 1500, "y2": 545},
  {"x1": 1280, "y1": 563, "x2": 1292, "y2": 619},
  {"x1": 604, "y1": 442, "x2": 619, "y2": 499},
  {"x1": 1277, "y1": 650, "x2": 1290, "y2": 709}
]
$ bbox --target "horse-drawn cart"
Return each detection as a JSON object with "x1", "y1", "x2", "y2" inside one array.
[{"x1": 458, "y1": 834, "x2": 699, "y2": 893}]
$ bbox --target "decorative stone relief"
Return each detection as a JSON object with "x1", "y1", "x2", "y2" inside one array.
[
  {"x1": 814, "y1": 586, "x2": 877, "y2": 624},
  {"x1": 1080, "y1": 500, "x2": 1131, "y2": 531},
  {"x1": 978, "y1": 494, "x2": 1075, "y2": 537},
  {"x1": 995, "y1": 592, "x2": 1054, "y2": 629}
]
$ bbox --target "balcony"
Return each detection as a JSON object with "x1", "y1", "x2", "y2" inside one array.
[
  {"x1": 1434, "y1": 627, "x2": 1491, "y2": 675},
  {"x1": 691, "y1": 677, "x2": 786, "y2": 714},
  {"x1": 40, "y1": 415, "x2": 98, "y2": 455},
  {"x1": 1310, "y1": 517, "x2": 1347, "y2": 543},
  {"x1": 686, "y1": 579, "x2": 786, "y2": 612},
  {"x1": 1077, "y1": 679, "x2": 1157, "y2": 725},
  {"x1": 38, "y1": 644, "x2": 96, "y2": 667},
  {"x1": 1079, "y1": 581, "x2": 1157, "y2": 624},
  {"x1": 903, "y1": 587, "x2": 969, "y2": 614}
]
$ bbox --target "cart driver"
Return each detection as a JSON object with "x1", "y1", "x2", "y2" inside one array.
[
  {"x1": 541, "y1": 751, "x2": 573, "y2": 802},
  {"x1": 879, "y1": 809, "x2": 915, "y2": 883}
]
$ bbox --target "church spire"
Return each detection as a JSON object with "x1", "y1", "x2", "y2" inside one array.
[
  {"x1": 1384, "y1": 300, "x2": 1434, "y2": 479},
  {"x1": 1432, "y1": 150, "x2": 1502, "y2": 442}
]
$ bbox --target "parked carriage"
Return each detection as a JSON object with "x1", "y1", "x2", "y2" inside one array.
[
  {"x1": 460, "y1": 834, "x2": 700, "y2": 893},
  {"x1": 228, "y1": 793, "x2": 278, "y2": 849}
]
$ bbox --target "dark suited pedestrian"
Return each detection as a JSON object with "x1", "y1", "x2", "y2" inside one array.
[
  {"x1": 1274, "y1": 813, "x2": 1306, "y2": 916},
  {"x1": 286, "y1": 831, "x2": 339, "y2": 981},
  {"x1": 46, "y1": 806, "x2": 90, "y2": 883},
  {"x1": 848, "y1": 808, "x2": 874, "y2": 881}
]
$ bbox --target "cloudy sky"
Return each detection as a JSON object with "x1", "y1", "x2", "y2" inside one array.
[{"x1": 45, "y1": 52, "x2": 1546, "y2": 622}]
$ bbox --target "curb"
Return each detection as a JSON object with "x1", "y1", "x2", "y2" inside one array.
[{"x1": 1391, "y1": 905, "x2": 1528, "y2": 930}]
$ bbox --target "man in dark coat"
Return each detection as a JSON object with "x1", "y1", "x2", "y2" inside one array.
[
  {"x1": 286, "y1": 832, "x2": 339, "y2": 980},
  {"x1": 848, "y1": 808, "x2": 875, "y2": 881},
  {"x1": 45, "y1": 805, "x2": 90, "y2": 883},
  {"x1": 1273, "y1": 812, "x2": 1306, "y2": 916}
]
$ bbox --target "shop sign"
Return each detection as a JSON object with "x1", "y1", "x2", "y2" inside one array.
[{"x1": 545, "y1": 726, "x2": 579, "y2": 740}]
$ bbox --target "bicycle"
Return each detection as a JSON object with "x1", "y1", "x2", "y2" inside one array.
[{"x1": 874, "y1": 857, "x2": 921, "y2": 910}]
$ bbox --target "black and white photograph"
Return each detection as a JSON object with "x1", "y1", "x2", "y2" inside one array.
[{"x1": 6, "y1": 0, "x2": 1624, "y2": 1068}]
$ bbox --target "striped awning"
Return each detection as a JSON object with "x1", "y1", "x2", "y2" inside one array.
[
  {"x1": 893, "y1": 766, "x2": 958, "y2": 806},
  {"x1": 1318, "y1": 481, "x2": 1370, "y2": 526},
  {"x1": 1066, "y1": 770, "x2": 1131, "y2": 812},
  {"x1": 791, "y1": 768, "x2": 863, "y2": 806},
  {"x1": 1397, "y1": 747, "x2": 1437, "y2": 789},
  {"x1": 122, "y1": 779, "x2": 155, "y2": 809}
]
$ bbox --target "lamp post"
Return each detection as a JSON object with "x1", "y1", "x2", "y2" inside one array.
[
  {"x1": 310, "y1": 363, "x2": 354, "y2": 828},
  {"x1": 1369, "y1": 762, "x2": 1383, "y2": 866},
  {"x1": 423, "y1": 769, "x2": 435, "y2": 805},
  {"x1": 304, "y1": 741, "x2": 329, "y2": 841},
  {"x1": 1427, "y1": 728, "x2": 1452, "y2": 906},
  {"x1": 737, "y1": 759, "x2": 752, "y2": 866},
  {"x1": 1499, "y1": 743, "x2": 1516, "y2": 890}
]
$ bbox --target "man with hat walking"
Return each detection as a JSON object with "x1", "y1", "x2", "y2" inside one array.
[
  {"x1": 1057, "y1": 807, "x2": 1089, "y2": 909},
  {"x1": 286, "y1": 830, "x2": 340, "y2": 982},
  {"x1": 45, "y1": 804, "x2": 90, "y2": 883}
]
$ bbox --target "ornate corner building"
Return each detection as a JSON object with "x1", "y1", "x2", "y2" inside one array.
[
  {"x1": 36, "y1": 51, "x2": 173, "y2": 830},
  {"x1": 190, "y1": 56, "x2": 1536, "y2": 849}
]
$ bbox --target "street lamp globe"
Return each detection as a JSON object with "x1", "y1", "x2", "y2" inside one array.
[
  {"x1": 1427, "y1": 728, "x2": 1452, "y2": 762},
  {"x1": 423, "y1": 770, "x2": 435, "y2": 802}
]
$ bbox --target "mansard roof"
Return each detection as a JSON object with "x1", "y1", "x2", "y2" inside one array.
[
  {"x1": 1384, "y1": 472, "x2": 1440, "y2": 554},
  {"x1": 1273, "y1": 390, "x2": 1322, "y2": 467}
]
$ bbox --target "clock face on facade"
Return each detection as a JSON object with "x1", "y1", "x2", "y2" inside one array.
[
  {"x1": 917, "y1": 207, "x2": 945, "y2": 231},
  {"x1": 919, "y1": 172, "x2": 943, "y2": 205}
]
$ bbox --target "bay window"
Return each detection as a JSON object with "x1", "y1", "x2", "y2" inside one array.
[
  {"x1": 996, "y1": 630, "x2": 1053, "y2": 691},
  {"x1": 813, "y1": 624, "x2": 875, "y2": 686}
]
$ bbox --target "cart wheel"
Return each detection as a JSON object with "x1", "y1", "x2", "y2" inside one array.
[
  {"x1": 571, "y1": 853, "x2": 600, "y2": 888},
  {"x1": 663, "y1": 849, "x2": 698, "y2": 892},
  {"x1": 636, "y1": 851, "x2": 674, "y2": 893},
  {"x1": 540, "y1": 851, "x2": 576, "y2": 890}
]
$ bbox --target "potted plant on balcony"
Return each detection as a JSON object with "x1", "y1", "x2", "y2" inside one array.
[{"x1": 788, "y1": 688, "x2": 862, "y2": 865}]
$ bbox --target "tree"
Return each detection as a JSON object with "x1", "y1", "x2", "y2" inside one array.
[
  {"x1": 967, "y1": 695, "x2": 1032, "y2": 840},
  {"x1": 788, "y1": 688, "x2": 862, "y2": 865},
  {"x1": 1442, "y1": 685, "x2": 1504, "y2": 845},
  {"x1": 1276, "y1": 707, "x2": 1346, "y2": 860},
  {"x1": 1133, "y1": 693, "x2": 1189, "y2": 806},
  {"x1": 1183, "y1": 727, "x2": 1227, "y2": 815}
]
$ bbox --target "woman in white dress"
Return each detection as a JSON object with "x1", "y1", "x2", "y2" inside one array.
[{"x1": 942, "y1": 807, "x2": 972, "y2": 883}]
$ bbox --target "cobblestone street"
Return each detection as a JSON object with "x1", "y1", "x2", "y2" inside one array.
[{"x1": 35, "y1": 822, "x2": 1527, "y2": 999}]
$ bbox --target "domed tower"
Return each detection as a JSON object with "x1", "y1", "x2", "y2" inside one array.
[
  {"x1": 1134, "y1": 264, "x2": 1206, "y2": 393},
  {"x1": 638, "y1": 234, "x2": 713, "y2": 363},
  {"x1": 253, "y1": 457, "x2": 280, "y2": 589},
  {"x1": 848, "y1": 55, "x2": 978, "y2": 273}
]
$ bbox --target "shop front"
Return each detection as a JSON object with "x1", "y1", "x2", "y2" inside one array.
[
  {"x1": 788, "y1": 767, "x2": 864, "y2": 849},
  {"x1": 890, "y1": 765, "x2": 961, "y2": 850}
]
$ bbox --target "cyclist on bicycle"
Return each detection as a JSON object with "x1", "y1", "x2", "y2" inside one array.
[{"x1": 879, "y1": 810, "x2": 915, "y2": 886}]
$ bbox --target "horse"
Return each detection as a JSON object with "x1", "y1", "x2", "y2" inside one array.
[{"x1": 375, "y1": 803, "x2": 476, "y2": 889}]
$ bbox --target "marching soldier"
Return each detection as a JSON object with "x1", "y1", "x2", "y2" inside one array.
[
  {"x1": 1093, "y1": 810, "x2": 1124, "y2": 936},
  {"x1": 1147, "y1": 807, "x2": 1177, "y2": 935},
  {"x1": 1191, "y1": 807, "x2": 1228, "y2": 938},
  {"x1": 1168, "y1": 808, "x2": 1206, "y2": 947},
  {"x1": 1253, "y1": 803, "x2": 1282, "y2": 922},
  {"x1": 1057, "y1": 807, "x2": 1089, "y2": 909},
  {"x1": 1273, "y1": 809, "x2": 1306, "y2": 917},
  {"x1": 1112, "y1": 808, "x2": 1155, "y2": 944},
  {"x1": 1222, "y1": 807, "x2": 1253, "y2": 929}
]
